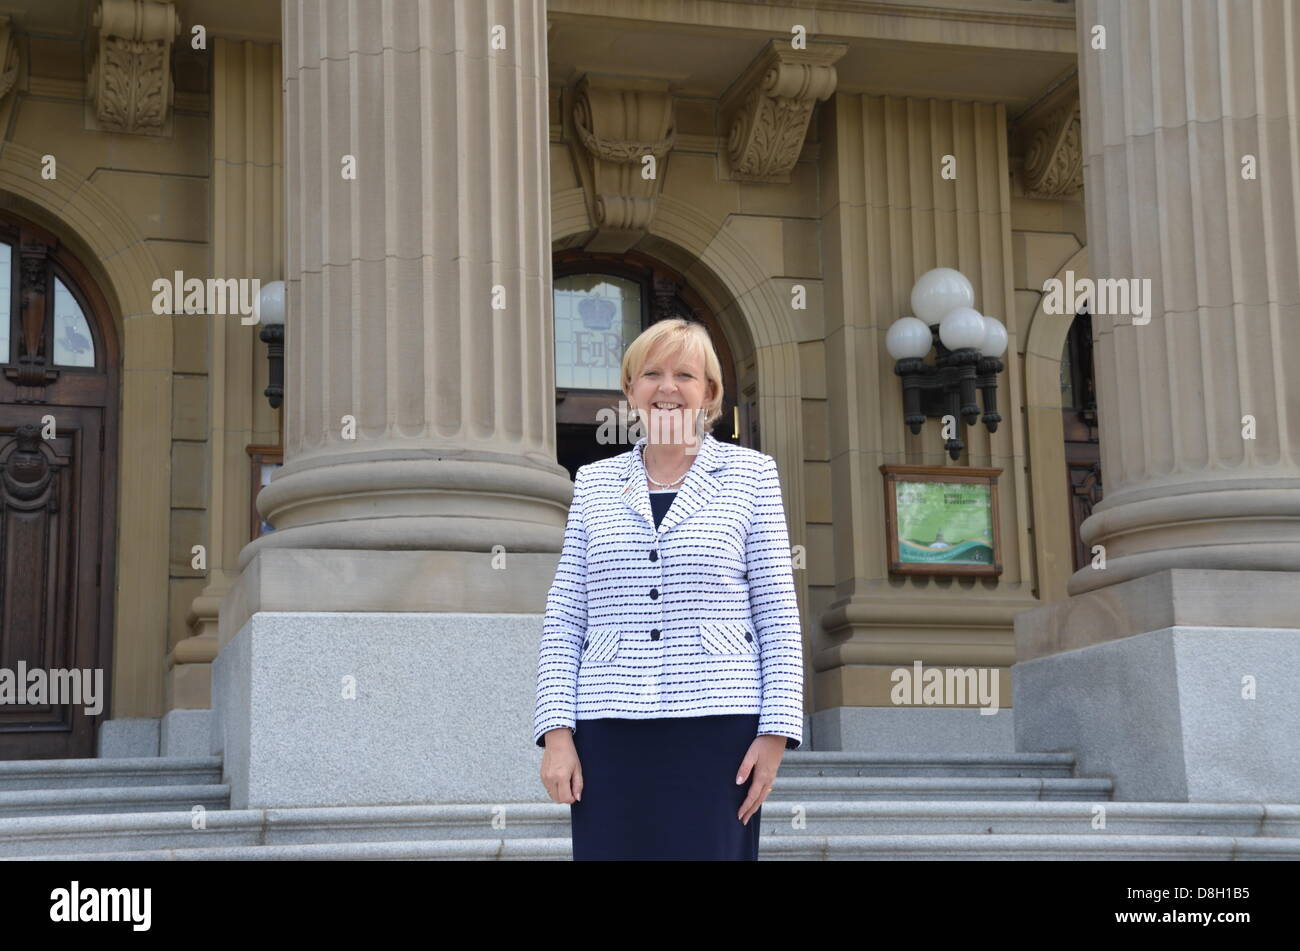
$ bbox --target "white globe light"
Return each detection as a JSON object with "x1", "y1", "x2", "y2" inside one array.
[
  {"x1": 980, "y1": 315, "x2": 1008, "y2": 357},
  {"x1": 911, "y1": 267, "x2": 974, "y2": 323},
  {"x1": 258, "y1": 280, "x2": 285, "y2": 326},
  {"x1": 886, "y1": 317, "x2": 933, "y2": 359},
  {"x1": 939, "y1": 306, "x2": 987, "y2": 351}
]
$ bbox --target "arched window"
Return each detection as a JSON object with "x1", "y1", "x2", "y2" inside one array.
[
  {"x1": 52, "y1": 276, "x2": 97, "y2": 367},
  {"x1": 552, "y1": 250, "x2": 744, "y2": 478},
  {"x1": 0, "y1": 235, "x2": 102, "y2": 372},
  {"x1": 0, "y1": 239, "x2": 101, "y2": 374},
  {"x1": 553, "y1": 272, "x2": 643, "y2": 391}
]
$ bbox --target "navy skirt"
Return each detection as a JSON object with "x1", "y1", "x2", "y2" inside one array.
[{"x1": 569, "y1": 714, "x2": 762, "y2": 861}]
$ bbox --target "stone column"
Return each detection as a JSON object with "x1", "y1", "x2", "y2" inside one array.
[
  {"x1": 1014, "y1": 0, "x2": 1300, "y2": 803},
  {"x1": 1069, "y1": 0, "x2": 1300, "y2": 595},
  {"x1": 247, "y1": 0, "x2": 571, "y2": 560},
  {"x1": 213, "y1": 0, "x2": 568, "y2": 807}
]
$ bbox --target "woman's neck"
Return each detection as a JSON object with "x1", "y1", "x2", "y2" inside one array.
[
  {"x1": 644, "y1": 443, "x2": 687, "y2": 470},
  {"x1": 643, "y1": 435, "x2": 702, "y2": 485}
]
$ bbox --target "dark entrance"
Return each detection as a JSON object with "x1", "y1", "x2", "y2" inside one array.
[
  {"x1": 552, "y1": 249, "x2": 750, "y2": 479},
  {"x1": 1060, "y1": 310, "x2": 1102, "y2": 572}
]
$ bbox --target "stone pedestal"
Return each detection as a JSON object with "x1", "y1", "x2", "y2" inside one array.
[
  {"x1": 213, "y1": 610, "x2": 543, "y2": 807},
  {"x1": 1014, "y1": 570, "x2": 1300, "y2": 802}
]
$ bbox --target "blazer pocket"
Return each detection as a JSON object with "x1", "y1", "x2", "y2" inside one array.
[
  {"x1": 581, "y1": 626, "x2": 621, "y2": 664},
  {"x1": 698, "y1": 620, "x2": 758, "y2": 656}
]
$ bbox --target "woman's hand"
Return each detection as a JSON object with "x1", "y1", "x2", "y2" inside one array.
[
  {"x1": 540, "y1": 728, "x2": 584, "y2": 804},
  {"x1": 736, "y1": 733, "x2": 786, "y2": 825}
]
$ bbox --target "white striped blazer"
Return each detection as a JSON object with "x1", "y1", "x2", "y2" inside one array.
[{"x1": 532, "y1": 430, "x2": 804, "y2": 749}]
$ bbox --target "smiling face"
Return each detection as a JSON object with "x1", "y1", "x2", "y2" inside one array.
[{"x1": 627, "y1": 343, "x2": 716, "y2": 445}]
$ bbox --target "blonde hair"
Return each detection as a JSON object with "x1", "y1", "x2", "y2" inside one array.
[{"x1": 621, "y1": 318, "x2": 724, "y2": 434}]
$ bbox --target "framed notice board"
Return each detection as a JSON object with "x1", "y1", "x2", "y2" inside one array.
[{"x1": 880, "y1": 464, "x2": 1003, "y2": 577}]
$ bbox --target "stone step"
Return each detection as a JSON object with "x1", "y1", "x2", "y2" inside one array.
[
  {"x1": 0, "y1": 784, "x2": 230, "y2": 819},
  {"x1": 0, "y1": 757, "x2": 223, "y2": 792},
  {"x1": 757, "y1": 800, "x2": 1300, "y2": 836},
  {"x1": 0, "y1": 752, "x2": 1082, "y2": 800},
  {"x1": 766, "y1": 776, "x2": 1114, "y2": 801},
  {"x1": 776, "y1": 751, "x2": 1079, "y2": 778},
  {"x1": 2, "y1": 800, "x2": 1296, "y2": 859},
  {"x1": 9, "y1": 833, "x2": 1300, "y2": 861},
  {"x1": 0, "y1": 773, "x2": 1110, "y2": 823}
]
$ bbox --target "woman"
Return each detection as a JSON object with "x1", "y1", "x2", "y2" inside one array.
[{"x1": 532, "y1": 318, "x2": 804, "y2": 861}]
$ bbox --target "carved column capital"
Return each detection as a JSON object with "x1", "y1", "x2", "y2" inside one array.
[
  {"x1": 1012, "y1": 75, "x2": 1083, "y2": 199},
  {"x1": 721, "y1": 39, "x2": 846, "y2": 184},
  {"x1": 88, "y1": 0, "x2": 181, "y2": 135},
  {"x1": 570, "y1": 74, "x2": 675, "y2": 253}
]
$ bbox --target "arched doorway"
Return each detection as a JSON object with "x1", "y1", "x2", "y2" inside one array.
[
  {"x1": 1059, "y1": 308, "x2": 1101, "y2": 573},
  {"x1": 552, "y1": 248, "x2": 751, "y2": 478},
  {"x1": 0, "y1": 211, "x2": 119, "y2": 758}
]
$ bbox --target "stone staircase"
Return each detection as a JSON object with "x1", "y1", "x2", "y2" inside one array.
[{"x1": 1, "y1": 752, "x2": 1296, "y2": 859}]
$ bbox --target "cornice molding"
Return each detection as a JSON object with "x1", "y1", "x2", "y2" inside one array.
[
  {"x1": 26, "y1": 77, "x2": 84, "y2": 101},
  {"x1": 549, "y1": 0, "x2": 1076, "y2": 31}
]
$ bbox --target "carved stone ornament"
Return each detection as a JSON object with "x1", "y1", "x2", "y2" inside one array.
[
  {"x1": 0, "y1": 16, "x2": 19, "y2": 104},
  {"x1": 571, "y1": 74, "x2": 675, "y2": 253},
  {"x1": 721, "y1": 39, "x2": 846, "y2": 184},
  {"x1": 1013, "y1": 75, "x2": 1083, "y2": 199},
  {"x1": 88, "y1": 0, "x2": 181, "y2": 135}
]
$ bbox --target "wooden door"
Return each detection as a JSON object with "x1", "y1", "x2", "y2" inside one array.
[{"x1": 0, "y1": 215, "x2": 119, "y2": 759}]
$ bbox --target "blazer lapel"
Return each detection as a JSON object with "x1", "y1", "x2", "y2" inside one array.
[
  {"x1": 620, "y1": 431, "x2": 725, "y2": 534},
  {"x1": 620, "y1": 446, "x2": 655, "y2": 530}
]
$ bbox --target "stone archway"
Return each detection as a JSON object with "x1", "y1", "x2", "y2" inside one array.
[
  {"x1": 0, "y1": 142, "x2": 170, "y2": 724},
  {"x1": 1023, "y1": 245, "x2": 1088, "y2": 603}
]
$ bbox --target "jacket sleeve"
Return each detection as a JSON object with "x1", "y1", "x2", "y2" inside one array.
[
  {"x1": 745, "y1": 453, "x2": 805, "y2": 750},
  {"x1": 532, "y1": 467, "x2": 589, "y2": 747}
]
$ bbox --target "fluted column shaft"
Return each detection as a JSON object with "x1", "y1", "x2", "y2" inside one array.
[
  {"x1": 1072, "y1": 0, "x2": 1300, "y2": 593},
  {"x1": 244, "y1": 0, "x2": 570, "y2": 566}
]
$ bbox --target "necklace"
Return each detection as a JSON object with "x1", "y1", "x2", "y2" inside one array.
[
  {"x1": 643, "y1": 448, "x2": 692, "y2": 489},
  {"x1": 646, "y1": 469, "x2": 688, "y2": 489}
]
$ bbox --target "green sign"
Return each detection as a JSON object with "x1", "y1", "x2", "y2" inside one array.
[{"x1": 894, "y1": 480, "x2": 994, "y2": 565}]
